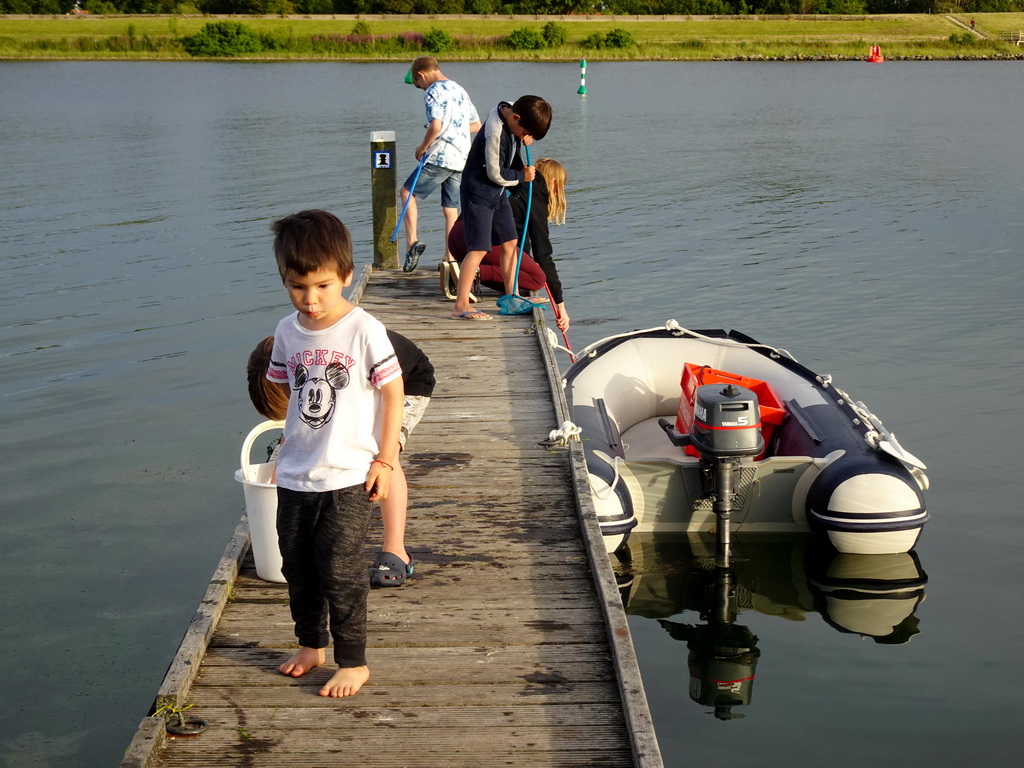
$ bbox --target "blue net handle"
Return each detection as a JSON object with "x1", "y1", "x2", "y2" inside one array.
[
  {"x1": 391, "y1": 151, "x2": 429, "y2": 243},
  {"x1": 512, "y1": 144, "x2": 532, "y2": 296}
]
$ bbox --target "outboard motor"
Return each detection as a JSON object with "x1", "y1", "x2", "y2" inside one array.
[
  {"x1": 661, "y1": 384, "x2": 764, "y2": 568},
  {"x1": 689, "y1": 384, "x2": 764, "y2": 459}
]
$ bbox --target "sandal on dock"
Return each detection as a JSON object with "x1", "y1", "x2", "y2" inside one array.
[
  {"x1": 438, "y1": 261, "x2": 479, "y2": 303},
  {"x1": 370, "y1": 552, "x2": 414, "y2": 588}
]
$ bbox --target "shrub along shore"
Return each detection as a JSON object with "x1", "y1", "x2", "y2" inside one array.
[{"x1": 2, "y1": 13, "x2": 1024, "y2": 61}]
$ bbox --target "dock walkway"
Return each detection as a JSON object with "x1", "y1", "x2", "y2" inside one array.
[{"x1": 122, "y1": 267, "x2": 661, "y2": 768}]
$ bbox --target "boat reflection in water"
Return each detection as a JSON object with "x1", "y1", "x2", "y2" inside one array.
[{"x1": 615, "y1": 534, "x2": 927, "y2": 720}]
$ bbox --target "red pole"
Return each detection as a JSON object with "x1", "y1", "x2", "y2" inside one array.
[{"x1": 543, "y1": 283, "x2": 575, "y2": 362}]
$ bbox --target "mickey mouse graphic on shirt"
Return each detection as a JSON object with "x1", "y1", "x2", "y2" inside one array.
[{"x1": 293, "y1": 361, "x2": 350, "y2": 429}]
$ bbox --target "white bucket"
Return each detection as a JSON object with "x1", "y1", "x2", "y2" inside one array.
[{"x1": 234, "y1": 420, "x2": 286, "y2": 583}]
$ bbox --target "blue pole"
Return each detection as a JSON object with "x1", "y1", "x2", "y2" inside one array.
[
  {"x1": 511, "y1": 143, "x2": 532, "y2": 296},
  {"x1": 390, "y1": 152, "x2": 427, "y2": 243},
  {"x1": 497, "y1": 145, "x2": 541, "y2": 315}
]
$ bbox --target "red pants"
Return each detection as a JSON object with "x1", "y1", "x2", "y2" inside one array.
[{"x1": 447, "y1": 219, "x2": 547, "y2": 294}]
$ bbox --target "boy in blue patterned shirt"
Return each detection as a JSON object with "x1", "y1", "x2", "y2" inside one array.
[{"x1": 401, "y1": 57, "x2": 481, "y2": 270}]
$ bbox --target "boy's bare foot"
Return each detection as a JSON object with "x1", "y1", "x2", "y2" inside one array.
[
  {"x1": 278, "y1": 647, "x2": 325, "y2": 677},
  {"x1": 320, "y1": 665, "x2": 370, "y2": 698}
]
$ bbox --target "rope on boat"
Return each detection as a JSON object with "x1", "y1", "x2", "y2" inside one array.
[
  {"x1": 539, "y1": 420, "x2": 582, "y2": 447},
  {"x1": 580, "y1": 319, "x2": 799, "y2": 362},
  {"x1": 833, "y1": 384, "x2": 929, "y2": 476},
  {"x1": 663, "y1": 319, "x2": 798, "y2": 361},
  {"x1": 832, "y1": 384, "x2": 880, "y2": 442},
  {"x1": 544, "y1": 327, "x2": 575, "y2": 358}
]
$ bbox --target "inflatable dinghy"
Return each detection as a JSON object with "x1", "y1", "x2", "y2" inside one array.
[{"x1": 562, "y1": 322, "x2": 929, "y2": 556}]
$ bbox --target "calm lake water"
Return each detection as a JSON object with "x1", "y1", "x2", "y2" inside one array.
[{"x1": 1, "y1": 60, "x2": 1021, "y2": 767}]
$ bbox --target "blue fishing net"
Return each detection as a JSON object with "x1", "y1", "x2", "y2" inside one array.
[{"x1": 497, "y1": 293, "x2": 545, "y2": 315}]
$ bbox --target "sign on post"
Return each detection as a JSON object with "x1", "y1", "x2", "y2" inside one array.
[{"x1": 370, "y1": 131, "x2": 398, "y2": 269}]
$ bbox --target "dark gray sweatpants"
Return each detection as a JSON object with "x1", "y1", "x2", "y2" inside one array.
[{"x1": 276, "y1": 485, "x2": 371, "y2": 668}]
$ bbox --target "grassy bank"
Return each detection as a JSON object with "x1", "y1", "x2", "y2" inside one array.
[{"x1": 2, "y1": 13, "x2": 1024, "y2": 60}]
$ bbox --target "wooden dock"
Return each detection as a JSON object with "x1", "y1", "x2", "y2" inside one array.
[{"x1": 122, "y1": 266, "x2": 662, "y2": 768}]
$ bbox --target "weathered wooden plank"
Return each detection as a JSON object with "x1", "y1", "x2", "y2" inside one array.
[
  {"x1": 233, "y1": 549, "x2": 601, "y2": 582},
  {"x1": 168, "y1": 703, "x2": 627, "y2": 730},
  {"x1": 358, "y1": 550, "x2": 594, "y2": 569},
  {"x1": 386, "y1": 446, "x2": 565, "y2": 463},
  {"x1": 208, "y1": 614, "x2": 606, "y2": 651},
  {"x1": 401, "y1": 429, "x2": 552, "y2": 443},
  {"x1": 187, "y1": 680, "x2": 622, "y2": 709},
  {"x1": 214, "y1": 602, "x2": 605, "y2": 626},
  {"x1": 363, "y1": 536, "x2": 591, "y2": 558},
  {"x1": 157, "y1": 724, "x2": 630, "y2": 753},
  {"x1": 191, "y1": 658, "x2": 616, "y2": 687},
  {"x1": 253, "y1": 615, "x2": 602, "y2": 638},
  {"x1": 414, "y1": 392, "x2": 553, "y2": 405},
  {"x1": 371, "y1": 500, "x2": 580, "y2": 517},
  {"x1": 395, "y1": 470, "x2": 575, "y2": 488},
  {"x1": 369, "y1": 508, "x2": 584, "y2": 527},
  {"x1": 363, "y1": 521, "x2": 588, "y2": 545},
  {"x1": 157, "y1": 724, "x2": 629, "y2": 752},
  {"x1": 201, "y1": 643, "x2": 613, "y2": 667},
  {"x1": 155, "y1": 748, "x2": 633, "y2": 768},
  {"x1": 407, "y1": 418, "x2": 556, "y2": 434},
  {"x1": 228, "y1": 588, "x2": 600, "y2": 610},
  {"x1": 232, "y1": 580, "x2": 601, "y2": 603}
]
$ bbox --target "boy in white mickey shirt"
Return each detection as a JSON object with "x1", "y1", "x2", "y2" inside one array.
[{"x1": 266, "y1": 210, "x2": 403, "y2": 697}]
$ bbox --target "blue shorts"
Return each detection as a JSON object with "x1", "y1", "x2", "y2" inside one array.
[
  {"x1": 404, "y1": 163, "x2": 461, "y2": 210},
  {"x1": 461, "y1": 194, "x2": 517, "y2": 253}
]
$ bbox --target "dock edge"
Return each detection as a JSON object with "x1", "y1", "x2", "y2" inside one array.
[
  {"x1": 532, "y1": 310, "x2": 665, "y2": 768},
  {"x1": 119, "y1": 518, "x2": 250, "y2": 768}
]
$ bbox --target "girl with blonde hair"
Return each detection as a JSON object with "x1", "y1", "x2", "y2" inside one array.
[{"x1": 509, "y1": 157, "x2": 570, "y2": 331}]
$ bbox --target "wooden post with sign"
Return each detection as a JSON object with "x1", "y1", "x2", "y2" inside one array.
[{"x1": 370, "y1": 130, "x2": 399, "y2": 269}]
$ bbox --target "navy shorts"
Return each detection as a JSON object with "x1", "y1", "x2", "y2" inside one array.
[{"x1": 461, "y1": 194, "x2": 518, "y2": 253}]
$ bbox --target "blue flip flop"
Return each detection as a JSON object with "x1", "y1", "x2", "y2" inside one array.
[{"x1": 370, "y1": 551, "x2": 414, "y2": 588}]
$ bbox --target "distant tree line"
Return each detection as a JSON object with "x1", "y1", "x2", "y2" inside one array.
[{"x1": 5, "y1": 0, "x2": 1024, "y2": 17}]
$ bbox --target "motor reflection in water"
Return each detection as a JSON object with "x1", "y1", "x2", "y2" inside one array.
[{"x1": 614, "y1": 534, "x2": 927, "y2": 720}]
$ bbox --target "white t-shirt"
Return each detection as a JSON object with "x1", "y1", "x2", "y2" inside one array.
[
  {"x1": 267, "y1": 308, "x2": 400, "y2": 493},
  {"x1": 423, "y1": 79, "x2": 480, "y2": 171}
]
